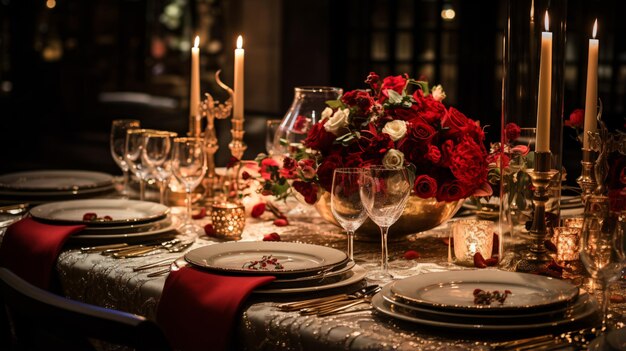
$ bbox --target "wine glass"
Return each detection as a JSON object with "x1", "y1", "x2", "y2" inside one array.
[
  {"x1": 171, "y1": 137, "x2": 207, "y2": 238},
  {"x1": 110, "y1": 119, "x2": 140, "y2": 197},
  {"x1": 125, "y1": 128, "x2": 154, "y2": 201},
  {"x1": 580, "y1": 195, "x2": 625, "y2": 328},
  {"x1": 331, "y1": 168, "x2": 368, "y2": 261},
  {"x1": 359, "y1": 166, "x2": 413, "y2": 281},
  {"x1": 142, "y1": 130, "x2": 177, "y2": 204},
  {"x1": 265, "y1": 119, "x2": 282, "y2": 156}
]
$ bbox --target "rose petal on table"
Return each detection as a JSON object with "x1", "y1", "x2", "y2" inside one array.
[
  {"x1": 83, "y1": 212, "x2": 97, "y2": 221},
  {"x1": 473, "y1": 252, "x2": 487, "y2": 268},
  {"x1": 192, "y1": 207, "x2": 207, "y2": 220},
  {"x1": 273, "y1": 218, "x2": 289, "y2": 226},
  {"x1": 485, "y1": 257, "x2": 498, "y2": 266},
  {"x1": 263, "y1": 232, "x2": 281, "y2": 241},
  {"x1": 403, "y1": 250, "x2": 420, "y2": 260},
  {"x1": 610, "y1": 294, "x2": 626, "y2": 303},
  {"x1": 251, "y1": 203, "x2": 266, "y2": 218},
  {"x1": 204, "y1": 223, "x2": 216, "y2": 237}
]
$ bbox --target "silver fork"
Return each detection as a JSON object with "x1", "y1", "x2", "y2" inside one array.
[
  {"x1": 146, "y1": 256, "x2": 188, "y2": 277},
  {"x1": 298, "y1": 286, "x2": 381, "y2": 315}
]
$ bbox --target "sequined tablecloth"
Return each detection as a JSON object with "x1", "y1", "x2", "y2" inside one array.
[{"x1": 44, "y1": 201, "x2": 614, "y2": 350}]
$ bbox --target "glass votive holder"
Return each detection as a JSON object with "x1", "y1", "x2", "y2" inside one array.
[
  {"x1": 210, "y1": 202, "x2": 246, "y2": 240},
  {"x1": 553, "y1": 226, "x2": 580, "y2": 262},
  {"x1": 562, "y1": 216, "x2": 584, "y2": 229},
  {"x1": 452, "y1": 219, "x2": 495, "y2": 266}
]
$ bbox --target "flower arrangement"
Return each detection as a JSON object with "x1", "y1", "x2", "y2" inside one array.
[{"x1": 255, "y1": 72, "x2": 491, "y2": 204}]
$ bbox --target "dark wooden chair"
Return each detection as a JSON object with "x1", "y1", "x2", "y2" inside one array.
[{"x1": 0, "y1": 267, "x2": 171, "y2": 351}]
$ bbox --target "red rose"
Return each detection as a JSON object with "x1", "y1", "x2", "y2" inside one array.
[
  {"x1": 436, "y1": 180, "x2": 468, "y2": 202},
  {"x1": 292, "y1": 115, "x2": 310, "y2": 134},
  {"x1": 226, "y1": 156, "x2": 240, "y2": 169},
  {"x1": 565, "y1": 108, "x2": 584, "y2": 128},
  {"x1": 263, "y1": 232, "x2": 281, "y2": 241},
  {"x1": 440, "y1": 139, "x2": 455, "y2": 167},
  {"x1": 259, "y1": 158, "x2": 279, "y2": 180},
  {"x1": 442, "y1": 107, "x2": 484, "y2": 142},
  {"x1": 315, "y1": 153, "x2": 344, "y2": 192},
  {"x1": 365, "y1": 72, "x2": 381, "y2": 91},
  {"x1": 292, "y1": 180, "x2": 319, "y2": 204},
  {"x1": 242, "y1": 171, "x2": 251, "y2": 180},
  {"x1": 358, "y1": 126, "x2": 394, "y2": 164},
  {"x1": 251, "y1": 202, "x2": 266, "y2": 218},
  {"x1": 303, "y1": 119, "x2": 336, "y2": 154},
  {"x1": 379, "y1": 74, "x2": 407, "y2": 102},
  {"x1": 342, "y1": 90, "x2": 375, "y2": 114},
  {"x1": 504, "y1": 123, "x2": 521, "y2": 142},
  {"x1": 279, "y1": 158, "x2": 298, "y2": 179},
  {"x1": 413, "y1": 90, "x2": 447, "y2": 124},
  {"x1": 449, "y1": 137, "x2": 488, "y2": 188},
  {"x1": 414, "y1": 175, "x2": 438, "y2": 199},
  {"x1": 425, "y1": 145, "x2": 441, "y2": 164}
]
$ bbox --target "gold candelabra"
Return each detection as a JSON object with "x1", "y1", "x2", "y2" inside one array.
[{"x1": 200, "y1": 70, "x2": 233, "y2": 200}]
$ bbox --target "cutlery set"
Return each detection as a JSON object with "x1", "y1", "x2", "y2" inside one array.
[
  {"x1": 278, "y1": 285, "x2": 381, "y2": 316},
  {"x1": 80, "y1": 238, "x2": 192, "y2": 259}
]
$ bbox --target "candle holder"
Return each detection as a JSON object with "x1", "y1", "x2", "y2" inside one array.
[
  {"x1": 451, "y1": 219, "x2": 495, "y2": 266},
  {"x1": 200, "y1": 70, "x2": 233, "y2": 201},
  {"x1": 210, "y1": 202, "x2": 246, "y2": 240},
  {"x1": 553, "y1": 226, "x2": 580, "y2": 262},
  {"x1": 516, "y1": 151, "x2": 559, "y2": 272}
]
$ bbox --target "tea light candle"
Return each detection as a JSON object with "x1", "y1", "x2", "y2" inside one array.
[
  {"x1": 563, "y1": 217, "x2": 584, "y2": 229},
  {"x1": 452, "y1": 219, "x2": 495, "y2": 266},
  {"x1": 553, "y1": 226, "x2": 580, "y2": 262},
  {"x1": 211, "y1": 202, "x2": 246, "y2": 239}
]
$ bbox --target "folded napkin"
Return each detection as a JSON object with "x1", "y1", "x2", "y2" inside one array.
[
  {"x1": 0, "y1": 218, "x2": 84, "y2": 289},
  {"x1": 156, "y1": 266, "x2": 275, "y2": 351}
]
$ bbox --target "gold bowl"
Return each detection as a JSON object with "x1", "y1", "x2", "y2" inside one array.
[{"x1": 314, "y1": 191, "x2": 464, "y2": 241}]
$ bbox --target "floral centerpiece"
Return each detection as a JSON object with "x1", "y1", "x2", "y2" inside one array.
[{"x1": 254, "y1": 72, "x2": 491, "y2": 235}]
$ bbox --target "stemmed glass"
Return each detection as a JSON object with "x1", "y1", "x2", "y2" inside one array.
[
  {"x1": 142, "y1": 130, "x2": 177, "y2": 204},
  {"x1": 110, "y1": 119, "x2": 140, "y2": 197},
  {"x1": 359, "y1": 165, "x2": 413, "y2": 281},
  {"x1": 265, "y1": 119, "x2": 282, "y2": 156},
  {"x1": 171, "y1": 137, "x2": 207, "y2": 238},
  {"x1": 125, "y1": 128, "x2": 154, "y2": 201},
  {"x1": 580, "y1": 194, "x2": 625, "y2": 328},
  {"x1": 330, "y1": 168, "x2": 368, "y2": 261}
]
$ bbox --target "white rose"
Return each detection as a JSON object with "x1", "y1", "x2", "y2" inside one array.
[
  {"x1": 321, "y1": 107, "x2": 333, "y2": 121},
  {"x1": 382, "y1": 149, "x2": 405, "y2": 169},
  {"x1": 382, "y1": 120, "x2": 407, "y2": 141},
  {"x1": 431, "y1": 85, "x2": 446, "y2": 102},
  {"x1": 323, "y1": 108, "x2": 350, "y2": 135}
]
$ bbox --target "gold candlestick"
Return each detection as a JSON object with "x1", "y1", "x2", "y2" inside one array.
[
  {"x1": 517, "y1": 151, "x2": 559, "y2": 272},
  {"x1": 200, "y1": 70, "x2": 233, "y2": 201}
]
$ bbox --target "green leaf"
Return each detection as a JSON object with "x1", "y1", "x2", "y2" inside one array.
[
  {"x1": 387, "y1": 89, "x2": 403, "y2": 104},
  {"x1": 326, "y1": 99, "x2": 345, "y2": 109},
  {"x1": 407, "y1": 79, "x2": 430, "y2": 96},
  {"x1": 279, "y1": 138, "x2": 289, "y2": 146}
]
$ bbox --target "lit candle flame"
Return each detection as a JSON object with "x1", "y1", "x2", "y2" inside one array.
[
  {"x1": 544, "y1": 11, "x2": 549, "y2": 31},
  {"x1": 236, "y1": 35, "x2": 243, "y2": 49},
  {"x1": 194, "y1": 36, "x2": 199, "y2": 48},
  {"x1": 593, "y1": 19, "x2": 598, "y2": 39}
]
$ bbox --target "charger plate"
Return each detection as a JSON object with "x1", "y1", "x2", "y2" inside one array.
[
  {"x1": 389, "y1": 270, "x2": 579, "y2": 313},
  {"x1": 371, "y1": 291, "x2": 597, "y2": 331},
  {"x1": 184, "y1": 241, "x2": 348, "y2": 277},
  {"x1": 30, "y1": 199, "x2": 169, "y2": 226}
]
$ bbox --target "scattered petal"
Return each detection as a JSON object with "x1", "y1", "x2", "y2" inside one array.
[
  {"x1": 473, "y1": 252, "x2": 487, "y2": 268},
  {"x1": 204, "y1": 223, "x2": 216, "y2": 237},
  {"x1": 273, "y1": 218, "x2": 289, "y2": 227},
  {"x1": 192, "y1": 207, "x2": 207, "y2": 220},
  {"x1": 263, "y1": 232, "x2": 281, "y2": 241},
  {"x1": 251, "y1": 203, "x2": 266, "y2": 218},
  {"x1": 403, "y1": 250, "x2": 420, "y2": 260}
]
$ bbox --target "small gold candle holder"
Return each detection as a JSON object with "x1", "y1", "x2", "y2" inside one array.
[
  {"x1": 452, "y1": 219, "x2": 495, "y2": 266},
  {"x1": 562, "y1": 216, "x2": 584, "y2": 229},
  {"x1": 553, "y1": 226, "x2": 580, "y2": 262},
  {"x1": 210, "y1": 202, "x2": 246, "y2": 240}
]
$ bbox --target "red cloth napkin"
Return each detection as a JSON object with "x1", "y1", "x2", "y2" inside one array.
[
  {"x1": 0, "y1": 217, "x2": 84, "y2": 289},
  {"x1": 156, "y1": 266, "x2": 275, "y2": 351}
]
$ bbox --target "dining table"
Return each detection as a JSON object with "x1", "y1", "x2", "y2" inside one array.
[{"x1": 1, "y1": 183, "x2": 624, "y2": 351}]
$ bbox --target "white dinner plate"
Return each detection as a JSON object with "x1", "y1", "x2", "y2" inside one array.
[
  {"x1": 0, "y1": 170, "x2": 113, "y2": 192},
  {"x1": 30, "y1": 199, "x2": 169, "y2": 226},
  {"x1": 67, "y1": 215, "x2": 181, "y2": 242},
  {"x1": 253, "y1": 265, "x2": 366, "y2": 294},
  {"x1": 390, "y1": 270, "x2": 579, "y2": 312},
  {"x1": 371, "y1": 291, "x2": 597, "y2": 331},
  {"x1": 380, "y1": 284, "x2": 590, "y2": 322},
  {"x1": 184, "y1": 241, "x2": 348, "y2": 276},
  {"x1": 271, "y1": 260, "x2": 356, "y2": 284}
]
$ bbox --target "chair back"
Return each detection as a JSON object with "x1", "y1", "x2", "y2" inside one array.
[{"x1": 0, "y1": 267, "x2": 170, "y2": 351}]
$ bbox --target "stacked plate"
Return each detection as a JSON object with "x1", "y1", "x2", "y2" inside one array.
[
  {"x1": 183, "y1": 242, "x2": 364, "y2": 294},
  {"x1": 30, "y1": 199, "x2": 178, "y2": 244},
  {"x1": 372, "y1": 270, "x2": 598, "y2": 331},
  {"x1": 0, "y1": 170, "x2": 116, "y2": 203}
]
